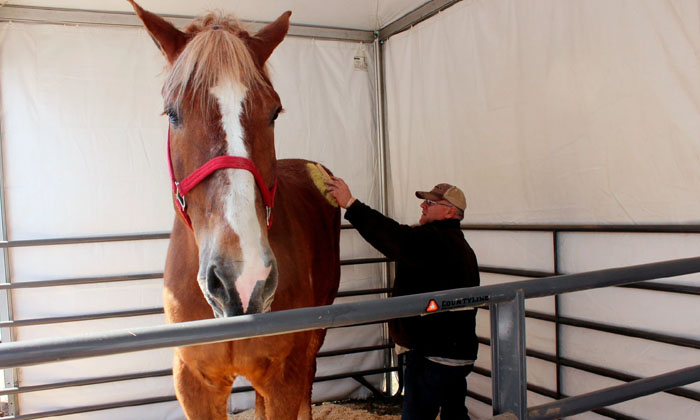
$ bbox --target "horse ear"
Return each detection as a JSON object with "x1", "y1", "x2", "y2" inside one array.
[
  {"x1": 248, "y1": 11, "x2": 291, "y2": 65},
  {"x1": 127, "y1": 0, "x2": 188, "y2": 64}
]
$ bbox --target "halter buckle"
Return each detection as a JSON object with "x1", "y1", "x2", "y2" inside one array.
[
  {"x1": 174, "y1": 182, "x2": 186, "y2": 211},
  {"x1": 265, "y1": 206, "x2": 272, "y2": 227}
]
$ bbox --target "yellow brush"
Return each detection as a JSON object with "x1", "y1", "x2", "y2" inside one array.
[{"x1": 307, "y1": 162, "x2": 338, "y2": 207}]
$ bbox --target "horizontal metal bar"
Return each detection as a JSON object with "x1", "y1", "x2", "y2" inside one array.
[
  {"x1": 528, "y1": 365, "x2": 700, "y2": 420},
  {"x1": 0, "y1": 369, "x2": 172, "y2": 396},
  {"x1": 0, "y1": 272, "x2": 163, "y2": 290},
  {"x1": 2, "y1": 258, "x2": 387, "y2": 290},
  {"x1": 480, "y1": 266, "x2": 698, "y2": 298},
  {"x1": 378, "y1": 0, "x2": 462, "y2": 41},
  {"x1": 6, "y1": 366, "x2": 397, "y2": 420},
  {"x1": 317, "y1": 343, "x2": 392, "y2": 358},
  {"x1": 0, "y1": 344, "x2": 391, "y2": 397},
  {"x1": 472, "y1": 366, "x2": 636, "y2": 420},
  {"x1": 1, "y1": 256, "x2": 698, "y2": 369},
  {"x1": 314, "y1": 366, "x2": 398, "y2": 384},
  {"x1": 0, "y1": 308, "x2": 164, "y2": 328},
  {"x1": 6, "y1": 395, "x2": 177, "y2": 420},
  {"x1": 479, "y1": 265, "x2": 554, "y2": 278},
  {"x1": 340, "y1": 257, "x2": 390, "y2": 266},
  {"x1": 335, "y1": 288, "x2": 392, "y2": 298},
  {"x1": 525, "y1": 311, "x2": 700, "y2": 350},
  {"x1": 462, "y1": 224, "x2": 700, "y2": 233},
  {"x1": 0, "y1": 232, "x2": 170, "y2": 249},
  {"x1": 557, "y1": 354, "x2": 700, "y2": 402},
  {"x1": 617, "y1": 282, "x2": 700, "y2": 296},
  {"x1": 0, "y1": 223, "x2": 697, "y2": 249},
  {"x1": 4, "y1": 287, "x2": 392, "y2": 328},
  {"x1": 477, "y1": 335, "x2": 700, "y2": 403},
  {"x1": 0, "y1": 223, "x2": 697, "y2": 250},
  {"x1": 466, "y1": 389, "x2": 493, "y2": 407},
  {"x1": 0, "y1": 5, "x2": 375, "y2": 42},
  {"x1": 473, "y1": 366, "x2": 557, "y2": 399}
]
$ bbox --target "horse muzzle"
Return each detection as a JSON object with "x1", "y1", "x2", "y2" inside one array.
[{"x1": 199, "y1": 257, "x2": 278, "y2": 317}]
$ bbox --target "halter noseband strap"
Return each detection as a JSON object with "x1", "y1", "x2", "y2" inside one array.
[{"x1": 167, "y1": 129, "x2": 277, "y2": 230}]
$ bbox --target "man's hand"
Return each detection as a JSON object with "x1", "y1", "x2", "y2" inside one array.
[{"x1": 324, "y1": 176, "x2": 356, "y2": 209}]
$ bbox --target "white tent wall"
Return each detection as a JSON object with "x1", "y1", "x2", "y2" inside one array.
[
  {"x1": 0, "y1": 18, "x2": 383, "y2": 418},
  {"x1": 384, "y1": 1, "x2": 700, "y2": 419}
]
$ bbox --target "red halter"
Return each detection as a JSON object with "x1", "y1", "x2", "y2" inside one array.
[{"x1": 167, "y1": 129, "x2": 278, "y2": 230}]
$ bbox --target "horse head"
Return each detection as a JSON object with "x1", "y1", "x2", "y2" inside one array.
[{"x1": 128, "y1": 0, "x2": 290, "y2": 317}]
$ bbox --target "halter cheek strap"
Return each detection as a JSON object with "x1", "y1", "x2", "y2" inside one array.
[{"x1": 167, "y1": 129, "x2": 278, "y2": 231}]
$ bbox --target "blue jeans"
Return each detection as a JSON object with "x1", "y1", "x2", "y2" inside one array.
[{"x1": 402, "y1": 351, "x2": 473, "y2": 420}]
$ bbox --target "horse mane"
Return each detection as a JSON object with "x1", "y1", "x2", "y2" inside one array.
[{"x1": 164, "y1": 12, "x2": 269, "y2": 110}]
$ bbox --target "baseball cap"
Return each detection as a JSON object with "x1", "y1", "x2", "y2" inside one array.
[{"x1": 415, "y1": 183, "x2": 467, "y2": 211}]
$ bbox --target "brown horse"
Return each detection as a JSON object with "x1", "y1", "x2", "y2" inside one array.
[{"x1": 127, "y1": 2, "x2": 341, "y2": 419}]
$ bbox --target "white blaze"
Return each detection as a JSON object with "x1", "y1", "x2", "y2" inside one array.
[{"x1": 210, "y1": 80, "x2": 271, "y2": 313}]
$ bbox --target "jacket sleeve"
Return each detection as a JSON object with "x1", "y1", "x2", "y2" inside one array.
[{"x1": 344, "y1": 200, "x2": 431, "y2": 263}]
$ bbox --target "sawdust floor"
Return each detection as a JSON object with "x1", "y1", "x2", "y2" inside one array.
[{"x1": 231, "y1": 396, "x2": 404, "y2": 420}]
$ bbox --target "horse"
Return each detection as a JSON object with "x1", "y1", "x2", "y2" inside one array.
[{"x1": 126, "y1": 2, "x2": 342, "y2": 419}]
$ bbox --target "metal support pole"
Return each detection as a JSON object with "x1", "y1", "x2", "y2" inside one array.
[
  {"x1": 0, "y1": 119, "x2": 18, "y2": 415},
  {"x1": 491, "y1": 289, "x2": 527, "y2": 419},
  {"x1": 553, "y1": 231, "x2": 562, "y2": 400},
  {"x1": 372, "y1": 34, "x2": 395, "y2": 396}
]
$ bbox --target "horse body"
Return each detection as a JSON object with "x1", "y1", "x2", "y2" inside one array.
[
  {"x1": 165, "y1": 160, "x2": 340, "y2": 419},
  {"x1": 127, "y1": 1, "x2": 341, "y2": 418}
]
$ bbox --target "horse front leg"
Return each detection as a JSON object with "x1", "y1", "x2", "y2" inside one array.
[
  {"x1": 250, "y1": 335, "x2": 317, "y2": 420},
  {"x1": 295, "y1": 330, "x2": 327, "y2": 420},
  {"x1": 173, "y1": 350, "x2": 234, "y2": 420},
  {"x1": 254, "y1": 391, "x2": 267, "y2": 420}
]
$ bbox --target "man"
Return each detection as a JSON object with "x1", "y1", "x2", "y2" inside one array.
[{"x1": 325, "y1": 178, "x2": 480, "y2": 420}]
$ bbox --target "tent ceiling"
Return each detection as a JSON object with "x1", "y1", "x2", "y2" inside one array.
[{"x1": 3, "y1": 0, "x2": 432, "y2": 31}]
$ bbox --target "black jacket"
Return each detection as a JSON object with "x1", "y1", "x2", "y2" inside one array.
[{"x1": 345, "y1": 200, "x2": 480, "y2": 360}]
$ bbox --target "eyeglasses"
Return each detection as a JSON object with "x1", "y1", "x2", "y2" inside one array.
[{"x1": 424, "y1": 199, "x2": 453, "y2": 208}]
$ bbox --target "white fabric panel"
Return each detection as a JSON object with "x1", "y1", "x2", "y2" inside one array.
[
  {"x1": 384, "y1": 2, "x2": 700, "y2": 417},
  {"x1": 0, "y1": 18, "x2": 380, "y2": 418},
  {"x1": 384, "y1": 0, "x2": 700, "y2": 225},
  {"x1": 8, "y1": 241, "x2": 170, "y2": 281},
  {"x1": 13, "y1": 279, "x2": 163, "y2": 320},
  {"x1": 42, "y1": 401, "x2": 185, "y2": 420},
  {"x1": 477, "y1": 309, "x2": 556, "y2": 356},
  {"x1": 561, "y1": 326, "x2": 700, "y2": 394},
  {"x1": 0, "y1": 23, "x2": 172, "y2": 237},
  {"x1": 475, "y1": 342, "x2": 556, "y2": 393},
  {"x1": 18, "y1": 316, "x2": 173, "y2": 385},
  {"x1": 567, "y1": 410, "x2": 609, "y2": 420},
  {"x1": 559, "y1": 233, "x2": 700, "y2": 340},
  {"x1": 270, "y1": 38, "x2": 380, "y2": 205},
  {"x1": 466, "y1": 230, "x2": 554, "y2": 273},
  {"x1": 6, "y1": 0, "x2": 429, "y2": 30},
  {"x1": 562, "y1": 367, "x2": 700, "y2": 420},
  {"x1": 465, "y1": 397, "x2": 491, "y2": 420},
  {"x1": 19, "y1": 376, "x2": 175, "y2": 415},
  {"x1": 467, "y1": 371, "x2": 491, "y2": 400},
  {"x1": 481, "y1": 273, "x2": 554, "y2": 315},
  {"x1": 559, "y1": 232, "x2": 700, "y2": 285},
  {"x1": 561, "y1": 286, "x2": 700, "y2": 341},
  {"x1": 467, "y1": 371, "x2": 556, "y2": 418}
]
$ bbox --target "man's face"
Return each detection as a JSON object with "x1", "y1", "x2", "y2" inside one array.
[{"x1": 419, "y1": 199, "x2": 454, "y2": 225}]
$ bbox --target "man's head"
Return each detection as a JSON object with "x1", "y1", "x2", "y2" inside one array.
[{"x1": 415, "y1": 183, "x2": 466, "y2": 225}]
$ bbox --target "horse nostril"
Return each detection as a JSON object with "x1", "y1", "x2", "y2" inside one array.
[{"x1": 206, "y1": 266, "x2": 226, "y2": 298}]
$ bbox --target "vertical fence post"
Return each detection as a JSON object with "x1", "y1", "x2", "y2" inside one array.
[
  {"x1": 372, "y1": 34, "x2": 395, "y2": 396},
  {"x1": 0, "y1": 122, "x2": 17, "y2": 416},
  {"x1": 491, "y1": 289, "x2": 527, "y2": 419}
]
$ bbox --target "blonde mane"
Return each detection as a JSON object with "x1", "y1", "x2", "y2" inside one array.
[{"x1": 163, "y1": 13, "x2": 268, "y2": 110}]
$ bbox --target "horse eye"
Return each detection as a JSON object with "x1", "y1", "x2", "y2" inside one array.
[
  {"x1": 271, "y1": 107, "x2": 283, "y2": 125},
  {"x1": 166, "y1": 108, "x2": 181, "y2": 126}
]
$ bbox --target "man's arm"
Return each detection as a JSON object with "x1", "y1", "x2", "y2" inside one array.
[{"x1": 325, "y1": 176, "x2": 428, "y2": 261}]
